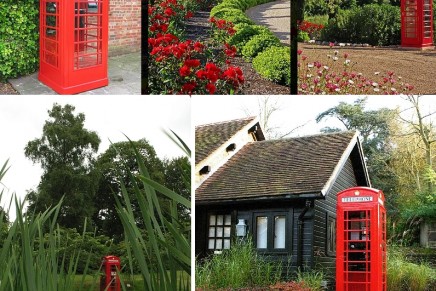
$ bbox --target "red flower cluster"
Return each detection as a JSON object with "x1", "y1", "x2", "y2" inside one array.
[
  {"x1": 298, "y1": 20, "x2": 325, "y2": 35},
  {"x1": 209, "y1": 17, "x2": 236, "y2": 36}
]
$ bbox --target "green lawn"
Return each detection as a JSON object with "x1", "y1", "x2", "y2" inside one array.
[{"x1": 73, "y1": 274, "x2": 144, "y2": 291}]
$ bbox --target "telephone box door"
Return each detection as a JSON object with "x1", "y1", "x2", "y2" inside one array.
[{"x1": 401, "y1": 0, "x2": 434, "y2": 47}]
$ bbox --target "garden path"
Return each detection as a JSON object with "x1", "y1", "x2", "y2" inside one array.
[{"x1": 246, "y1": 0, "x2": 290, "y2": 45}]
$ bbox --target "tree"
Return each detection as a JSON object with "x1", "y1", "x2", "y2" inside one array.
[
  {"x1": 316, "y1": 98, "x2": 399, "y2": 203},
  {"x1": 92, "y1": 139, "x2": 165, "y2": 240},
  {"x1": 24, "y1": 103, "x2": 101, "y2": 229}
]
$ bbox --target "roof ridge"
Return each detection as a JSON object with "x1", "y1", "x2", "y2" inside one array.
[
  {"x1": 250, "y1": 130, "x2": 357, "y2": 144},
  {"x1": 195, "y1": 116, "x2": 257, "y2": 129}
]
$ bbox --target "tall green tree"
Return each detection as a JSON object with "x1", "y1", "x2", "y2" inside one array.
[
  {"x1": 92, "y1": 139, "x2": 165, "y2": 240},
  {"x1": 24, "y1": 103, "x2": 101, "y2": 229},
  {"x1": 316, "y1": 98, "x2": 399, "y2": 206}
]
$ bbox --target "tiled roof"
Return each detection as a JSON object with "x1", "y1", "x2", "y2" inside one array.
[
  {"x1": 196, "y1": 131, "x2": 357, "y2": 202},
  {"x1": 195, "y1": 116, "x2": 257, "y2": 164}
]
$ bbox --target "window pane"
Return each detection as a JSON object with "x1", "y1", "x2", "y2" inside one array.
[
  {"x1": 216, "y1": 227, "x2": 223, "y2": 237},
  {"x1": 208, "y1": 227, "x2": 215, "y2": 237},
  {"x1": 224, "y1": 239, "x2": 231, "y2": 249},
  {"x1": 257, "y1": 216, "x2": 268, "y2": 248},
  {"x1": 224, "y1": 214, "x2": 231, "y2": 225},
  {"x1": 274, "y1": 216, "x2": 286, "y2": 249},
  {"x1": 216, "y1": 239, "x2": 223, "y2": 249},
  {"x1": 217, "y1": 215, "x2": 224, "y2": 225},
  {"x1": 208, "y1": 239, "x2": 215, "y2": 249},
  {"x1": 209, "y1": 215, "x2": 216, "y2": 225},
  {"x1": 224, "y1": 227, "x2": 231, "y2": 237}
]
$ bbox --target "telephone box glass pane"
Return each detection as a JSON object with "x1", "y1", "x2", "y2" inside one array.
[
  {"x1": 256, "y1": 216, "x2": 268, "y2": 248},
  {"x1": 274, "y1": 216, "x2": 285, "y2": 249}
]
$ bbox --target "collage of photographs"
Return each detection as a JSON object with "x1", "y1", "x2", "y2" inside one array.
[{"x1": 0, "y1": 0, "x2": 436, "y2": 290}]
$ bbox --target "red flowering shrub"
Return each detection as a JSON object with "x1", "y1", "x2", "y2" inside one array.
[
  {"x1": 298, "y1": 49, "x2": 415, "y2": 95},
  {"x1": 148, "y1": 0, "x2": 245, "y2": 94},
  {"x1": 298, "y1": 20, "x2": 324, "y2": 39}
]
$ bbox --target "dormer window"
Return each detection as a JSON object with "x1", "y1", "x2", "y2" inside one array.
[
  {"x1": 226, "y1": 143, "x2": 236, "y2": 152},
  {"x1": 199, "y1": 165, "x2": 211, "y2": 175}
]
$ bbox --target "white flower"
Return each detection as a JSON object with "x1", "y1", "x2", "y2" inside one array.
[
  {"x1": 309, "y1": 39, "x2": 315, "y2": 43},
  {"x1": 391, "y1": 88, "x2": 397, "y2": 92},
  {"x1": 334, "y1": 50, "x2": 339, "y2": 55},
  {"x1": 344, "y1": 60, "x2": 351, "y2": 65},
  {"x1": 374, "y1": 72, "x2": 380, "y2": 75},
  {"x1": 335, "y1": 88, "x2": 340, "y2": 92},
  {"x1": 308, "y1": 63, "x2": 314, "y2": 68},
  {"x1": 327, "y1": 54, "x2": 332, "y2": 59},
  {"x1": 333, "y1": 57, "x2": 338, "y2": 61},
  {"x1": 307, "y1": 74, "x2": 313, "y2": 78},
  {"x1": 324, "y1": 66, "x2": 329, "y2": 70},
  {"x1": 373, "y1": 88, "x2": 380, "y2": 92},
  {"x1": 348, "y1": 80, "x2": 354, "y2": 84},
  {"x1": 372, "y1": 82, "x2": 379, "y2": 87}
]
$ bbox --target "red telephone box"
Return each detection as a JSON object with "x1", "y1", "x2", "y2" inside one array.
[
  {"x1": 100, "y1": 256, "x2": 121, "y2": 291},
  {"x1": 336, "y1": 187, "x2": 387, "y2": 291},
  {"x1": 39, "y1": 0, "x2": 109, "y2": 94},
  {"x1": 401, "y1": 0, "x2": 434, "y2": 48}
]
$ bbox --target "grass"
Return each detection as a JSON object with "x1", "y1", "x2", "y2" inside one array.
[
  {"x1": 388, "y1": 247, "x2": 436, "y2": 291},
  {"x1": 196, "y1": 238, "x2": 281, "y2": 289}
]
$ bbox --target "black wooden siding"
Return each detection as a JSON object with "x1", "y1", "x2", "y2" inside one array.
[{"x1": 313, "y1": 157, "x2": 359, "y2": 282}]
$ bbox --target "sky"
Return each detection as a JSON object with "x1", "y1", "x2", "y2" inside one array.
[
  {"x1": 192, "y1": 96, "x2": 436, "y2": 137},
  {"x1": 0, "y1": 95, "x2": 191, "y2": 220}
]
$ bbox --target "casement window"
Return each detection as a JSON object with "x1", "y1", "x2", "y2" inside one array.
[
  {"x1": 207, "y1": 213, "x2": 232, "y2": 250},
  {"x1": 254, "y1": 212, "x2": 288, "y2": 251},
  {"x1": 327, "y1": 213, "x2": 336, "y2": 256}
]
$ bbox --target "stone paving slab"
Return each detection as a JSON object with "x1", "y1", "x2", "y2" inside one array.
[
  {"x1": 8, "y1": 52, "x2": 141, "y2": 95},
  {"x1": 246, "y1": 0, "x2": 290, "y2": 45}
]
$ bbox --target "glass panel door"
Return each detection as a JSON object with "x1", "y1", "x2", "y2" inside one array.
[
  {"x1": 405, "y1": 0, "x2": 418, "y2": 39},
  {"x1": 42, "y1": 0, "x2": 59, "y2": 67}
]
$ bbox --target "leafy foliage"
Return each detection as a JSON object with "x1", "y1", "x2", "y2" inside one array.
[
  {"x1": 229, "y1": 24, "x2": 273, "y2": 50},
  {"x1": 253, "y1": 46, "x2": 291, "y2": 85},
  {"x1": 0, "y1": 0, "x2": 39, "y2": 81},
  {"x1": 24, "y1": 104, "x2": 101, "y2": 230},
  {"x1": 242, "y1": 34, "x2": 281, "y2": 60},
  {"x1": 321, "y1": 4, "x2": 400, "y2": 46}
]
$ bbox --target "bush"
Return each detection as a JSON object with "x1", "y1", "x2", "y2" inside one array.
[
  {"x1": 242, "y1": 33, "x2": 281, "y2": 59},
  {"x1": 229, "y1": 24, "x2": 273, "y2": 50},
  {"x1": 196, "y1": 239, "x2": 281, "y2": 289},
  {"x1": 0, "y1": 0, "x2": 39, "y2": 81},
  {"x1": 253, "y1": 46, "x2": 290, "y2": 85},
  {"x1": 298, "y1": 31, "x2": 310, "y2": 42},
  {"x1": 321, "y1": 4, "x2": 400, "y2": 46},
  {"x1": 217, "y1": 9, "x2": 254, "y2": 25}
]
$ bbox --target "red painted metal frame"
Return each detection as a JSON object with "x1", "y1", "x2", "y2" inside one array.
[
  {"x1": 401, "y1": 0, "x2": 434, "y2": 48},
  {"x1": 336, "y1": 187, "x2": 387, "y2": 291},
  {"x1": 39, "y1": 0, "x2": 108, "y2": 94},
  {"x1": 100, "y1": 256, "x2": 121, "y2": 291}
]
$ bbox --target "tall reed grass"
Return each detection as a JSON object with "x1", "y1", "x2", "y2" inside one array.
[{"x1": 0, "y1": 131, "x2": 191, "y2": 291}]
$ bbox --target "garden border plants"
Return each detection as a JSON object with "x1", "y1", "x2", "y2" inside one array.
[{"x1": 209, "y1": 0, "x2": 291, "y2": 86}]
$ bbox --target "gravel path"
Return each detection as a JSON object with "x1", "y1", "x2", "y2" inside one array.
[{"x1": 246, "y1": 0, "x2": 290, "y2": 45}]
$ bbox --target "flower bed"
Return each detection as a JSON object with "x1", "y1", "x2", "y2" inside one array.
[{"x1": 148, "y1": 0, "x2": 245, "y2": 94}]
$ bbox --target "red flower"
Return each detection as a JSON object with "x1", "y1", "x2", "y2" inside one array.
[
  {"x1": 185, "y1": 11, "x2": 194, "y2": 19},
  {"x1": 181, "y1": 81, "x2": 197, "y2": 94},
  {"x1": 206, "y1": 83, "x2": 216, "y2": 94},
  {"x1": 184, "y1": 59, "x2": 201, "y2": 68},
  {"x1": 164, "y1": 8, "x2": 176, "y2": 17},
  {"x1": 179, "y1": 65, "x2": 191, "y2": 77},
  {"x1": 193, "y1": 41, "x2": 204, "y2": 52},
  {"x1": 224, "y1": 43, "x2": 237, "y2": 57},
  {"x1": 204, "y1": 63, "x2": 222, "y2": 83}
]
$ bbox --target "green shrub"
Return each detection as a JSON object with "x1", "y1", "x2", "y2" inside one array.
[
  {"x1": 218, "y1": 9, "x2": 254, "y2": 25},
  {"x1": 229, "y1": 24, "x2": 273, "y2": 50},
  {"x1": 296, "y1": 269, "x2": 325, "y2": 291},
  {"x1": 242, "y1": 34, "x2": 280, "y2": 60},
  {"x1": 305, "y1": 14, "x2": 329, "y2": 26},
  {"x1": 196, "y1": 238, "x2": 281, "y2": 289},
  {"x1": 210, "y1": 4, "x2": 241, "y2": 17},
  {"x1": 321, "y1": 4, "x2": 400, "y2": 46},
  {"x1": 253, "y1": 46, "x2": 290, "y2": 85},
  {"x1": 298, "y1": 31, "x2": 310, "y2": 42},
  {"x1": 0, "y1": 0, "x2": 39, "y2": 81}
]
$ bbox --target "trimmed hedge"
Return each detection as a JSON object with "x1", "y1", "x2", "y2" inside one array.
[
  {"x1": 229, "y1": 24, "x2": 273, "y2": 50},
  {"x1": 253, "y1": 46, "x2": 290, "y2": 86},
  {"x1": 242, "y1": 33, "x2": 280, "y2": 60},
  {"x1": 0, "y1": 0, "x2": 39, "y2": 81},
  {"x1": 322, "y1": 4, "x2": 401, "y2": 46}
]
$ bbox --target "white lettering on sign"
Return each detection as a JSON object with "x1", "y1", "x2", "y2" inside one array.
[{"x1": 341, "y1": 196, "x2": 373, "y2": 203}]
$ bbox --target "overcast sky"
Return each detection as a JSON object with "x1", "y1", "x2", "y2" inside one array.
[
  {"x1": 192, "y1": 96, "x2": 436, "y2": 137},
  {"x1": 0, "y1": 95, "x2": 191, "y2": 220}
]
